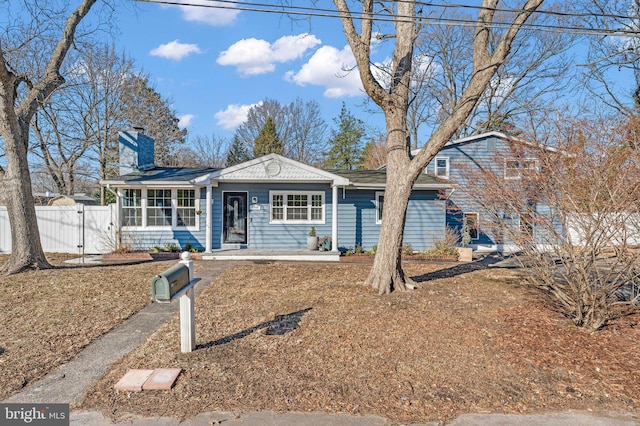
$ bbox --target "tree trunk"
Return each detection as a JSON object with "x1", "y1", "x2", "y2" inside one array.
[
  {"x1": 0, "y1": 129, "x2": 51, "y2": 274},
  {"x1": 366, "y1": 110, "x2": 421, "y2": 294}
]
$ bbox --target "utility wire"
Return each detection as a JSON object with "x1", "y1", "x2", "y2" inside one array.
[{"x1": 135, "y1": 0, "x2": 640, "y2": 37}]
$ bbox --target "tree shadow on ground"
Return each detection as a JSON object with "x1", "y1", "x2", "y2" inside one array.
[
  {"x1": 411, "y1": 254, "x2": 507, "y2": 283},
  {"x1": 196, "y1": 307, "x2": 312, "y2": 350}
]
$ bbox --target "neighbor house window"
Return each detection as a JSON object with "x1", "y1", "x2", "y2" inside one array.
[
  {"x1": 504, "y1": 159, "x2": 537, "y2": 179},
  {"x1": 269, "y1": 191, "x2": 324, "y2": 223},
  {"x1": 177, "y1": 189, "x2": 196, "y2": 227},
  {"x1": 376, "y1": 192, "x2": 384, "y2": 224},
  {"x1": 463, "y1": 213, "x2": 479, "y2": 240},
  {"x1": 121, "y1": 188, "x2": 199, "y2": 229},
  {"x1": 122, "y1": 189, "x2": 142, "y2": 226},
  {"x1": 435, "y1": 157, "x2": 450, "y2": 179}
]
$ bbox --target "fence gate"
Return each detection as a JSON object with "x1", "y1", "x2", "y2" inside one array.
[{"x1": 0, "y1": 205, "x2": 115, "y2": 255}]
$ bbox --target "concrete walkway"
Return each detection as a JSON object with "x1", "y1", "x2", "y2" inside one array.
[
  {"x1": 3, "y1": 259, "x2": 639, "y2": 425},
  {"x1": 4, "y1": 260, "x2": 236, "y2": 406}
]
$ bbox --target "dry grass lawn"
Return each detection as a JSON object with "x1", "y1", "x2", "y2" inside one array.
[
  {"x1": 77, "y1": 262, "x2": 640, "y2": 424},
  {"x1": 0, "y1": 254, "x2": 179, "y2": 401}
]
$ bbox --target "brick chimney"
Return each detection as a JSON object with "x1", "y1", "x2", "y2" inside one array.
[{"x1": 118, "y1": 127, "x2": 155, "y2": 175}]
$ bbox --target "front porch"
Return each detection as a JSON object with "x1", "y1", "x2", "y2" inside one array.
[{"x1": 201, "y1": 249, "x2": 340, "y2": 262}]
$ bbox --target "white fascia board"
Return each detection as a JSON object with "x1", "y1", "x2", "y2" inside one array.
[
  {"x1": 349, "y1": 183, "x2": 453, "y2": 190},
  {"x1": 193, "y1": 153, "x2": 350, "y2": 186},
  {"x1": 101, "y1": 180, "x2": 217, "y2": 187},
  {"x1": 410, "y1": 131, "x2": 560, "y2": 156}
]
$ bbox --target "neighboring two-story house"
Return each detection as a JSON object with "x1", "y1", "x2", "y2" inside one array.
[{"x1": 420, "y1": 131, "x2": 552, "y2": 252}]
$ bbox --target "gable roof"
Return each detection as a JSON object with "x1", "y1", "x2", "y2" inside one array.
[
  {"x1": 410, "y1": 131, "x2": 559, "y2": 156},
  {"x1": 101, "y1": 167, "x2": 219, "y2": 186},
  {"x1": 331, "y1": 169, "x2": 452, "y2": 189},
  {"x1": 101, "y1": 154, "x2": 452, "y2": 190},
  {"x1": 193, "y1": 154, "x2": 350, "y2": 185}
]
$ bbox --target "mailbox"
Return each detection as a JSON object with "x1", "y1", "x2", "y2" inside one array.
[{"x1": 151, "y1": 263, "x2": 190, "y2": 303}]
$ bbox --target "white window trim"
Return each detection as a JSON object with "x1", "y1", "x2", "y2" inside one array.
[
  {"x1": 269, "y1": 190, "x2": 325, "y2": 224},
  {"x1": 121, "y1": 189, "x2": 143, "y2": 227},
  {"x1": 122, "y1": 188, "x2": 200, "y2": 231},
  {"x1": 504, "y1": 158, "x2": 538, "y2": 180},
  {"x1": 463, "y1": 212, "x2": 480, "y2": 241},
  {"x1": 375, "y1": 191, "x2": 384, "y2": 225},
  {"x1": 434, "y1": 157, "x2": 450, "y2": 179}
]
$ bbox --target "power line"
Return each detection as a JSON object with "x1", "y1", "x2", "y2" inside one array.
[{"x1": 135, "y1": 0, "x2": 640, "y2": 38}]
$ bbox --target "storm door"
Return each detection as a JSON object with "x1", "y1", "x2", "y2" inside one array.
[{"x1": 223, "y1": 192, "x2": 248, "y2": 244}]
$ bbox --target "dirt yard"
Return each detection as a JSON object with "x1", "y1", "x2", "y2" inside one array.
[
  {"x1": 74, "y1": 262, "x2": 640, "y2": 424},
  {"x1": 0, "y1": 254, "x2": 180, "y2": 401}
]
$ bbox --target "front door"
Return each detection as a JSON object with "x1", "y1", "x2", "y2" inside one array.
[{"x1": 223, "y1": 192, "x2": 248, "y2": 244}]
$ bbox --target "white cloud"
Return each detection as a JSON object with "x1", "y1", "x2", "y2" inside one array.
[
  {"x1": 150, "y1": 40, "x2": 202, "y2": 61},
  {"x1": 286, "y1": 45, "x2": 364, "y2": 98},
  {"x1": 178, "y1": 114, "x2": 195, "y2": 128},
  {"x1": 217, "y1": 34, "x2": 321, "y2": 77},
  {"x1": 175, "y1": 0, "x2": 240, "y2": 26},
  {"x1": 271, "y1": 34, "x2": 322, "y2": 62},
  {"x1": 214, "y1": 102, "x2": 263, "y2": 130}
]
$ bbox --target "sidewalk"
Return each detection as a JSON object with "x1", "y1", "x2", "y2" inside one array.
[{"x1": 4, "y1": 259, "x2": 639, "y2": 426}]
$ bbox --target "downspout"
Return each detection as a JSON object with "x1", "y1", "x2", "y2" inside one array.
[
  {"x1": 205, "y1": 184, "x2": 212, "y2": 252},
  {"x1": 332, "y1": 184, "x2": 339, "y2": 252}
]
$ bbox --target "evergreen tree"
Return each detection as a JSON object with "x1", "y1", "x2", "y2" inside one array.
[
  {"x1": 253, "y1": 116, "x2": 284, "y2": 157},
  {"x1": 324, "y1": 103, "x2": 365, "y2": 170},
  {"x1": 225, "y1": 135, "x2": 250, "y2": 166}
]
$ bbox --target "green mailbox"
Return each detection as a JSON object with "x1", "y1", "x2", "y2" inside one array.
[{"x1": 151, "y1": 263, "x2": 190, "y2": 303}]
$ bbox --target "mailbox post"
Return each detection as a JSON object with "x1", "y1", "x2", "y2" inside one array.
[
  {"x1": 151, "y1": 252, "x2": 196, "y2": 353},
  {"x1": 179, "y1": 252, "x2": 195, "y2": 353}
]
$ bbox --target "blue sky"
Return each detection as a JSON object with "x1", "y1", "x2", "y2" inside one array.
[{"x1": 112, "y1": 1, "x2": 386, "y2": 142}]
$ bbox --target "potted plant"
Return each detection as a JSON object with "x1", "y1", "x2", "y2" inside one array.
[{"x1": 307, "y1": 226, "x2": 319, "y2": 250}]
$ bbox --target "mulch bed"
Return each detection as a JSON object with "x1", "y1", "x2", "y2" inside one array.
[{"x1": 78, "y1": 262, "x2": 640, "y2": 424}]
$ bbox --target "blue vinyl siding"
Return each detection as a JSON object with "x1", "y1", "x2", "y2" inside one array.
[
  {"x1": 214, "y1": 183, "x2": 333, "y2": 249},
  {"x1": 122, "y1": 183, "x2": 446, "y2": 252},
  {"x1": 337, "y1": 189, "x2": 445, "y2": 252},
  {"x1": 427, "y1": 134, "x2": 555, "y2": 250},
  {"x1": 427, "y1": 135, "x2": 505, "y2": 247}
]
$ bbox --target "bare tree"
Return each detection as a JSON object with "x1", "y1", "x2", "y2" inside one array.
[
  {"x1": 458, "y1": 116, "x2": 640, "y2": 330},
  {"x1": 0, "y1": 0, "x2": 100, "y2": 274},
  {"x1": 33, "y1": 43, "x2": 186, "y2": 204},
  {"x1": 30, "y1": 49, "x2": 95, "y2": 195},
  {"x1": 405, "y1": 6, "x2": 575, "y2": 145},
  {"x1": 233, "y1": 97, "x2": 327, "y2": 163},
  {"x1": 331, "y1": 0, "x2": 545, "y2": 294},
  {"x1": 579, "y1": 0, "x2": 640, "y2": 114},
  {"x1": 166, "y1": 134, "x2": 228, "y2": 168},
  {"x1": 57, "y1": 44, "x2": 135, "y2": 205}
]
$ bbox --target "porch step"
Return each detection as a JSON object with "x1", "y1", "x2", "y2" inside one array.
[{"x1": 201, "y1": 250, "x2": 340, "y2": 262}]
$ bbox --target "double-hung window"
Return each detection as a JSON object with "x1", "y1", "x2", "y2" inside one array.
[
  {"x1": 122, "y1": 189, "x2": 142, "y2": 226},
  {"x1": 270, "y1": 191, "x2": 324, "y2": 223},
  {"x1": 121, "y1": 188, "x2": 198, "y2": 229},
  {"x1": 177, "y1": 189, "x2": 196, "y2": 227},
  {"x1": 504, "y1": 159, "x2": 538, "y2": 179},
  {"x1": 147, "y1": 189, "x2": 172, "y2": 226},
  {"x1": 434, "y1": 157, "x2": 450, "y2": 179}
]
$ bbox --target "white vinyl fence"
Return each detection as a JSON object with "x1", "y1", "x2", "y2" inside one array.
[{"x1": 0, "y1": 205, "x2": 116, "y2": 254}]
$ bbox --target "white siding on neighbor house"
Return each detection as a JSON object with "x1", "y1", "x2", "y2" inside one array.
[{"x1": 0, "y1": 205, "x2": 115, "y2": 254}]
